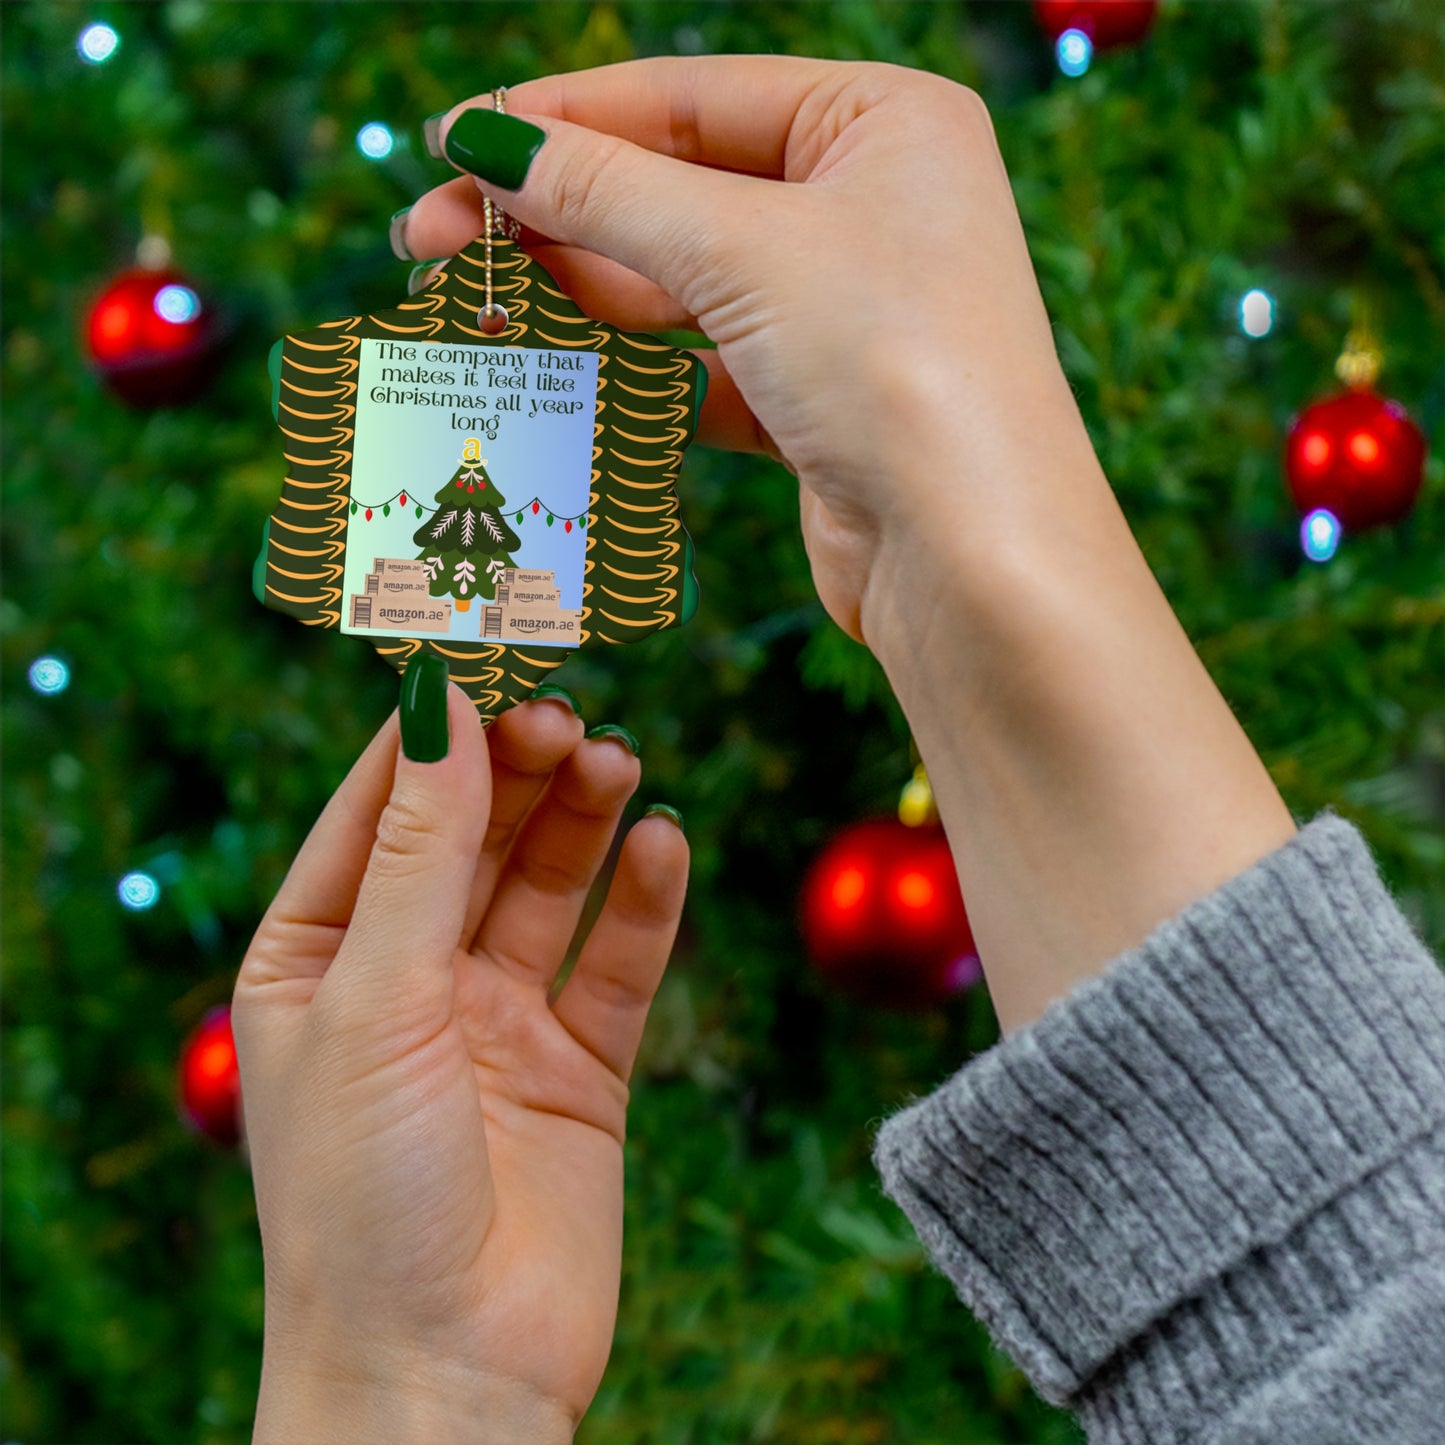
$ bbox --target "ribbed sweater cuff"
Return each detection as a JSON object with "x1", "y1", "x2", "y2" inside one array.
[{"x1": 872, "y1": 814, "x2": 1445, "y2": 1412}]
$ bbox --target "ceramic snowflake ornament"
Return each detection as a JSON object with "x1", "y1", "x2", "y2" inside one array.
[{"x1": 256, "y1": 232, "x2": 705, "y2": 722}]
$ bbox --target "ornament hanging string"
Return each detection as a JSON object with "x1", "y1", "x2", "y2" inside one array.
[
  {"x1": 1335, "y1": 299, "x2": 1383, "y2": 391},
  {"x1": 478, "y1": 87, "x2": 521, "y2": 335}
]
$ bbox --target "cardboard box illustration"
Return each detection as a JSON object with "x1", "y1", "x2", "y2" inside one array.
[
  {"x1": 349, "y1": 593, "x2": 453, "y2": 633},
  {"x1": 365, "y1": 571, "x2": 432, "y2": 601},
  {"x1": 363, "y1": 558, "x2": 436, "y2": 600},
  {"x1": 373, "y1": 558, "x2": 430, "y2": 578},
  {"x1": 495, "y1": 583, "x2": 562, "y2": 609},
  {"x1": 498, "y1": 568, "x2": 556, "y2": 588},
  {"x1": 481, "y1": 604, "x2": 583, "y2": 646}
]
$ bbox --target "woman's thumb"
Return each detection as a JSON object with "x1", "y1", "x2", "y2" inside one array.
[
  {"x1": 438, "y1": 104, "x2": 757, "y2": 311},
  {"x1": 325, "y1": 659, "x2": 489, "y2": 1027}
]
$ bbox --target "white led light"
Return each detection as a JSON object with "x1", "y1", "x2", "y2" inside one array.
[
  {"x1": 1300, "y1": 508, "x2": 1341, "y2": 563},
  {"x1": 1057, "y1": 28, "x2": 1093, "y2": 78},
  {"x1": 118, "y1": 871, "x2": 161, "y2": 910},
  {"x1": 154, "y1": 284, "x2": 201, "y2": 324},
  {"x1": 28, "y1": 656, "x2": 71, "y2": 695},
  {"x1": 1240, "y1": 288, "x2": 1275, "y2": 338},
  {"x1": 357, "y1": 122, "x2": 395, "y2": 160},
  {"x1": 78, "y1": 23, "x2": 120, "y2": 64}
]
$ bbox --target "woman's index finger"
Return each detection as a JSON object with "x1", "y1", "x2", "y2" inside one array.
[{"x1": 499, "y1": 54, "x2": 850, "y2": 179}]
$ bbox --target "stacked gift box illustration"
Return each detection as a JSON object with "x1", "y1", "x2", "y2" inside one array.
[{"x1": 348, "y1": 441, "x2": 583, "y2": 644}]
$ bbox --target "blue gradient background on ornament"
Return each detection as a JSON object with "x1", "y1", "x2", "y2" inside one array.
[{"x1": 344, "y1": 339, "x2": 596, "y2": 638}]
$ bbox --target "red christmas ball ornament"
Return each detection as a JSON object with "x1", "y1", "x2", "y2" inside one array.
[
  {"x1": 1034, "y1": 0, "x2": 1157, "y2": 49},
  {"x1": 86, "y1": 267, "x2": 218, "y2": 407},
  {"x1": 178, "y1": 1005, "x2": 242, "y2": 1147},
  {"x1": 800, "y1": 818, "x2": 980, "y2": 1010},
  {"x1": 1284, "y1": 389, "x2": 1426, "y2": 532}
]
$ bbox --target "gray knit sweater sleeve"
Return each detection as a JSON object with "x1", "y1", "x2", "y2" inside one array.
[{"x1": 872, "y1": 814, "x2": 1445, "y2": 1444}]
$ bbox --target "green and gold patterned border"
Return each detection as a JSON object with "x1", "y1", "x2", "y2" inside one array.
[{"x1": 261, "y1": 236, "x2": 703, "y2": 722}]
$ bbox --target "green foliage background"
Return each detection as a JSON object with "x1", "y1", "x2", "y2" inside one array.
[{"x1": 2, "y1": 3, "x2": 1440, "y2": 1441}]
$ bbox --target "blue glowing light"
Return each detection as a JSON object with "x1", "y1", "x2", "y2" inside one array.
[
  {"x1": 118, "y1": 871, "x2": 161, "y2": 911},
  {"x1": 1056, "y1": 28, "x2": 1093, "y2": 77},
  {"x1": 78, "y1": 22, "x2": 120, "y2": 64},
  {"x1": 154, "y1": 284, "x2": 201, "y2": 324},
  {"x1": 356, "y1": 122, "x2": 395, "y2": 160},
  {"x1": 28, "y1": 656, "x2": 71, "y2": 695},
  {"x1": 1240, "y1": 288, "x2": 1274, "y2": 338},
  {"x1": 1301, "y1": 508, "x2": 1341, "y2": 563}
]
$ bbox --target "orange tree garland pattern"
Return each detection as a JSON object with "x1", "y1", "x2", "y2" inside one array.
[{"x1": 260, "y1": 236, "x2": 704, "y2": 722}]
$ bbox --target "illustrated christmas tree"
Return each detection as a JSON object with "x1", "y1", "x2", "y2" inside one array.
[{"x1": 412, "y1": 446, "x2": 521, "y2": 609}]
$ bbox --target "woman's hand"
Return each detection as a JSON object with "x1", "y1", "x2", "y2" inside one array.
[
  {"x1": 233, "y1": 675, "x2": 687, "y2": 1443},
  {"x1": 401, "y1": 56, "x2": 1085, "y2": 643},
  {"x1": 403, "y1": 58, "x2": 1294, "y2": 1032}
]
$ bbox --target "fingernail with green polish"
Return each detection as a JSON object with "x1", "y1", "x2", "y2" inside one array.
[
  {"x1": 389, "y1": 207, "x2": 413, "y2": 262},
  {"x1": 422, "y1": 112, "x2": 446, "y2": 160},
  {"x1": 400, "y1": 654, "x2": 451, "y2": 762},
  {"x1": 529, "y1": 682, "x2": 581, "y2": 716},
  {"x1": 644, "y1": 803, "x2": 684, "y2": 833},
  {"x1": 407, "y1": 259, "x2": 446, "y2": 296},
  {"x1": 585, "y1": 723, "x2": 639, "y2": 756},
  {"x1": 443, "y1": 107, "x2": 546, "y2": 192},
  {"x1": 691, "y1": 359, "x2": 709, "y2": 432},
  {"x1": 251, "y1": 516, "x2": 272, "y2": 606}
]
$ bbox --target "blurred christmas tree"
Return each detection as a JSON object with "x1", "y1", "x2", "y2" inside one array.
[{"x1": 2, "y1": 3, "x2": 1440, "y2": 1442}]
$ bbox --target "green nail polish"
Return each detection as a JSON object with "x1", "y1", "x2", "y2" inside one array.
[
  {"x1": 443, "y1": 107, "x2": 546, "y2": 192},
  {"x1": 400, "y1": 654, "x2": 450, "y2": 762},
  {"x1": 251, "y1": 516, "x2": 272, "y2": 606},
  {"x1": 529, "y1": 683, "x2": 581, "y2": 716},
  {"x1": 585, "y1": 723, "x2": 639, "y2": 756},
  {"x1": 267, "y1": 338, "x2": 283, "y2": 424},
  {"x1": 422, "y1": 112, "x2": 446, "y2": 160},
  {"x1": 389, "y1": 207, "x2": 413, "y2": 262},
  {"x1": 679, "y1": 528, "x2": 699, "y2": 626},
  {"x1": 691, "y1": 360, "x2": 709, "y2": 433},
  {"x1": 644, "y1": 803, "x2": 684, "y2": 833},
  {"x1": 407, "y1": 259, "x2": 446, "y2": 295}
]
